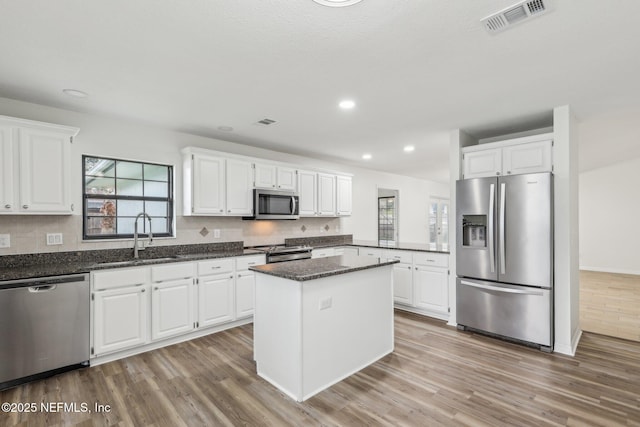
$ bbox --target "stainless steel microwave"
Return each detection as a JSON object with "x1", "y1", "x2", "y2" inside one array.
[{"x1": 245, "y1": 189, "x2": 299, "y2": 220}]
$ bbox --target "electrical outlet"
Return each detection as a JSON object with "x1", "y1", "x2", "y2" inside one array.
[
  {"x1": 46, "y1": 233, "x2": 63, "y2": 246},
  {"x1": 213, "y1": 229, "x2": 221, "y2": 238},
  {"x1": 0, "y1": 234, "x2": 10, "y2": 248},
  {"x1": 319, "y1": 297, "x2": 332, "y2": 310}
]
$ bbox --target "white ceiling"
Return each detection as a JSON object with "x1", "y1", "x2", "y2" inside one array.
[{"x1": 1, "y1": 0, "x2": 640, "y2": 183}]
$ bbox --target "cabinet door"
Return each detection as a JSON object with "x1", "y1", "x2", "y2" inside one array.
[
  {"x1": 277, "y1": 167, "x2": 297, "y2": 191},
  {"x1": 414, "y1": 266, "x2": 448, "y2": 314},
  {"x1": 198, "y1": 273, "x2": 234, "y2": 327},
  {"x1": 463, "y1": 148, "x2": 502, "y2": 179},
  {"x1": 298, "y1": 170, "x2": 317, "y2": 216},
  {"x1": 18, "y1": 127, "x2": 72, "y2": 213},
  {"x1": 311, "y1": 248, "x2": 335, "y2": 258},
  {"x1": 254, "y1": 163, "x2": 277, "y2": 189},
  {"x1": 235, "y1": 271, "x2": 255, "y2": 319},
  {"x1": 360, "y1": 248, "x2": 383, "y2": 258},
  {"x1": 336, "y1": 175, "x2": 352, "y2": 216},
  {"x1": 192, "y1": 154, "x2": 225, "y2": 215},
  {"x1": 226, "y1": 159, "x2": 253, "y2": 215},
  {"x1": 93, "y1": 286, "x2": 148, "y2": 356},
  {"x1": 393, "y1": 263, "x2": 413, "y2": 305},
  {"x1": 317, "y1": 173, "x2": 336, "y2": 216},
  {"x1": 0, "y1": 126, "x2": 14, "y2": 213},
  {"x1": 503, "y1": 140, "x2": 552, "y2": 176},
  {"x1": 151, "y1": 279, "x2": 195, "y2": 341}
]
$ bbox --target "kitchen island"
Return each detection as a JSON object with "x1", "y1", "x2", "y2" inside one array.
[{"x1": 250, "y1": 254, "x2": 397, "y2": 402}]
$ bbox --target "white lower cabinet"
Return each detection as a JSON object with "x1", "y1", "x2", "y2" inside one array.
[
  {"x1": 311, "y1": 247, "x2": 335, "y2": 258},
  {"x1": 198, "y1": 273, "x2": 235, "y2": 327},
  {"x1": 392, "y1": 263, "x2": 413, "y2": 305},
  {"x1": 235, "y1": 271, "x2": 255, "y2": 319},
  {"x1": 151, "y1": 278, "x2": 195, "y2": 341},
  {"x1": 413, "y1": 266, "x2": 448, "y2": 314},
  {"x1": 93, "y1": 284, "x2": 149, "y2": 356}
]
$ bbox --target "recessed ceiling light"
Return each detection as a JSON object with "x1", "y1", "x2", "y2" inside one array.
[
  {"x1": 362, "y1": 153, "x2": 372, "y2": 160},
  {"x1": 217, "y1": 126, "x2": 234, "y2": 132},
  {"x1": 313, "y1": 0, "x2": 364, "y2": 7},
  {"x1": 404, "y1": 145, "x2": 415, "y2": 152},
  {"x1": 62, "y1": 88, "x2": 88, "y2": 98},
  {"x1": 339, "y1": 99, "x2": 356, "y2": 110}
]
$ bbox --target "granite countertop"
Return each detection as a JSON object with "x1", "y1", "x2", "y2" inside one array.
[
  {"x1": 249, "y1": 254, "x2": 398, "y2": 282},
  {"x1": 350, "y1": 240, "x2": 450, "y2": 254},
  {"x1": 284, "y1": 234, "x2": 449, "y2": 254},
  {"x1": 0, "y1": 243, "x2": 264, "y2": 282}
]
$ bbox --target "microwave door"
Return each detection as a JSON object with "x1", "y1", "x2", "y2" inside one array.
[{"x1": 456, "y1": 177, "x2": 497, "y2": 281}]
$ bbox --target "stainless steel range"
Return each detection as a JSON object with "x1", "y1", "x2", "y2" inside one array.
[{"x1": 252, "y1": 245, "x2": 312, "y2": 263}]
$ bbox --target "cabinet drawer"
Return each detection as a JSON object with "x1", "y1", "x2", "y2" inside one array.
[
  {"x1": 92, "y1": 266, "x2": 148, "y2": 290},
  {"x1": 360, "y1": 248, "x2": 383, "y2": 258},
  {"x1": 413, "y1": 252, "x2": 448, "y2": 268},
  {"x1": 198, "y1": 258, "x2": 234, "y2": 275},
  {"x1": 236, "y1": 254, "x2": 266, "y2": 271},
  {"x1": 383, "y1": 250, "x2": 412, "y2": 264},
  {"x1": 151, "y1": 262, "x2": 195, "y2": 283}
]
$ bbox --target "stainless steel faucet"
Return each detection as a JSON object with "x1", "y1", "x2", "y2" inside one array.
[{"x1": 133, "y1": 212, "x2": 153, "y2": 258}]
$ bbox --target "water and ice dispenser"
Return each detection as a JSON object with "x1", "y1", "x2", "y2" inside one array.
[{"x1": 462, "y1": 215, "x2": 487, "y2": 247}]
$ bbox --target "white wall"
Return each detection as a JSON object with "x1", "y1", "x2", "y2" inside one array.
[
  {"x1": 579, "y1": 156, "x2": 640, "y2": 274},
  {"x1": 0, "y1": 97, "x2": 447, "y2": 254}
]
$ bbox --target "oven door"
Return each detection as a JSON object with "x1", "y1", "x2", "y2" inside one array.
[{"x1": 254, "y1": 189, "x2": 299, "y2": 219}]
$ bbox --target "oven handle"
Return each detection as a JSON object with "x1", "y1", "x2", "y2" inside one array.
[
  {"x1": 291, "y1": 196, "x2": 297, "y2": 215},
  {"x1": 460, "y1": 280, "x2": 544, "y2": 296}
]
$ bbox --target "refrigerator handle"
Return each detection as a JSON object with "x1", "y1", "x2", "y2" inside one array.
[
  {"x1": 488, "y1": 183, "x2": 495, "y2": 273},
  {"x1": 499, "y1": 182, "x2": 506, "y2": 275},
  {"x1": 460, "y1": 280, "x2": 544, "y2": 296}
]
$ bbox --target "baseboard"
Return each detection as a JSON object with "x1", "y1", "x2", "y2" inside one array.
[
  {"x1": 580, "y1": 266, "x2": 640, "y2": 276},
  {"x1": 554, "y1": 327, "x2": 582, "y2": 356}
]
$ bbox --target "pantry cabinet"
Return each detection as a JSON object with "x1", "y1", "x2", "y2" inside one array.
[{"x1": 0, "y1": 115, "x2": 79, "y2": 215}]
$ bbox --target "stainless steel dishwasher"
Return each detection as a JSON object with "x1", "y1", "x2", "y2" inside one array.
[{"x1": 0, "y1": 273, "x2": 90, "y2": 390}]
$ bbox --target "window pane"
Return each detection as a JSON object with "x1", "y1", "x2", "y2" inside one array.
[
  {"x1": 144, "y1": 164, "x2": 169, "y2": 182},
  {"x1": 144, "y1": 181, "x2": 168, "y2": 197},
  {"x1": 145, "y1": 201, "x2": 168, "y2": 217},
  {"x1": 85, "y1": 177, "x2": 116, "y2": 195},
  {"x1": 85, "y1": 157, "x2": 115, "y2": 177},
  {"x1": 117, "y1": 161, "x2": 143, "y2": 179},
  {"x1": 117, "y1": 217, "x2": 136, "y2": 235},
  {"x1": 116, "y1": 178, "x2": 143, "y2": 196},
  {"x1": 150, "y1": 217, "x2": 169, "y2": 234},
  {"x1": 118, "y1": 200, "x2": 144, "y2": 217}
]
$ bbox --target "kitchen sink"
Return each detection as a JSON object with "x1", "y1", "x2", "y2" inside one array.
[{"x1": 94, "y1": 256, "x2": 179, "y2": 268}]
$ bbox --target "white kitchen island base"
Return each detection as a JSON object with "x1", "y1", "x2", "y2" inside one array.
[{"x1": 253, "y1": 262, "x2": 394, "y2": 402}]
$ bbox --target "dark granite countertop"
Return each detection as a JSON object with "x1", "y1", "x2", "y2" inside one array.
[
  {"x1": 0, "y1": 243, "x2": 265, "y2": 282},
  {"x1": 282, "y1": 234, "x2": 449, "y2": 254},
  {"x1": 249, "y1": 254, "x2": 398, "y2": 282},
  {"x1": 350, "y1": 240, "x2": 450, "y2": 254}
]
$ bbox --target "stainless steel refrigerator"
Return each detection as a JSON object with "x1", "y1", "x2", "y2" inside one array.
[{"x1": 456, "y1": 172, "x2": 553, "y2": 351}]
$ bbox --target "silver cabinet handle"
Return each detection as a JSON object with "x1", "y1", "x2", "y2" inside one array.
[
  {"x1": 219, "y1": 209, "x2": 223, "y2": 212},
  {"x1": 154, "y1": 287, "x2": 158, "y2": 291},
  {"x1": 4, "y1": 204, "x2": 10, "y2": 209},
  {"x1": 22, "y1": 205, "x2": 29, "y2": 209},
  {"x1": 141, "y1": 289, "x2": 146, "y2": 293}
]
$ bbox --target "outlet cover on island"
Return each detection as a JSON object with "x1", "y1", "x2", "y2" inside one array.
[
  {"x1": 0, "y1": 234, "x2": 10, "y2": 248},
  {"x1": 213, "y1": 229, "x2": 221, "y2": 238},
  {"x1": 46, "y1": 233, "x2": 63, "y2": 245}
]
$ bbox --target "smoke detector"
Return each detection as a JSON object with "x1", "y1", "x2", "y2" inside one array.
[{"x1": 481, "y1": 0, "x2": 550, "y2": 34}]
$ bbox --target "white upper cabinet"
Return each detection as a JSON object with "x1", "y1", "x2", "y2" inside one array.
[
  {"x1": 189, "y1": 154, "x2": 226, "y2": 215},
  {"x1": 462, "y1": 134, "x2": 553, "y2": 179},
  {"x1": 254, "y1": 163, "x2": 297, "y2": 191},
  {"x1": 463, "y1": 148, "x2": 502, "y2": 179},
  {"x1": 0, "y1": 115, "x2": 78, "y2": 215},
  {"x1": 502, "y1": 140, "x2": 553, "y2": 176},
  {"x1": 226, "y1": 158, "x2": 253, "y2": 215},
  {"x1": 317, "y1": 173, "x2": 336, "y2": 216},
  {"x1": 336, "y1": 175, "x2": 352, "y2": 216},
  {"x1": 298, "y1": 170, "x2": 318, "y2": 216}
]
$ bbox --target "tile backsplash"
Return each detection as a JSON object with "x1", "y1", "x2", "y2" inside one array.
[{"x1": 0, "y1": 215, "x2": 343, "y2": 255}]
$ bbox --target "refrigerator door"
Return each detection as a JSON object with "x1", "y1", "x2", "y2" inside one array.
[
  {"x1": 456, "y1": 177, "x2": 497, "y2": 281},
  {"x1": 497, "y1": 173, "x2": 553, "y2": 288},
  {"x1": 456, "y1": 278, "x2": 552, "y2": 348}
]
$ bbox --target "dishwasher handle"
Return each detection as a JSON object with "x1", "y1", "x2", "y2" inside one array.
[
  {"x1": 28, "y1": 285, "x2": 57, "y2": 293},
  {"x1": 0, "y1": 274, "x2": 88, "y2": 290}
]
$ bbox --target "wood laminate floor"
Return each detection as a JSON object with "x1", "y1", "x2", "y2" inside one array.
[{"x1": 2, "y1": 311, "x2": 640, "y2": 427}]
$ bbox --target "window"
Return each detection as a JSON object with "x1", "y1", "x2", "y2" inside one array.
[
  {"x1": 429, "y1": 197, "x2": 449, "y2": 250},
  {"x1": 83, "y1": 156, "x2": 174, "y2": 240},
  {"x1": 378, "y1": 196, "x2": 397, "y2": 247}
]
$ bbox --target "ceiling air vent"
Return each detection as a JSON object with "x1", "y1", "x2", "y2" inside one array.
[
  {"x1": 255, "y1": 118, "x2": 277, "y2": 126},
  {"x1": 481, "y1": 0, "x2": 550, "y2": 34}
]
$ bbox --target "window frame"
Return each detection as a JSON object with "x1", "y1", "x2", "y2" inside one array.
[{"x1": 82, "y1": 155, "x2": 175, "y2": 240}]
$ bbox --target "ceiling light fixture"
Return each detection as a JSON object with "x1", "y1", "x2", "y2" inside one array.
[
  {"x1": 339, "y1": 99, "x2": 356, "y2": 110},
  {"x1": 312, "y1": 0, "x2": 364, "y2": 8},
  {"x1": 404, "y1": 145, "x2": 415, "y2": 152},
  {"x1": 362, "y1": 153, "x2": 372, "y2": 160},
  {"x1": 62, "y1": 88, "x2": 88, "y2": 98}
]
